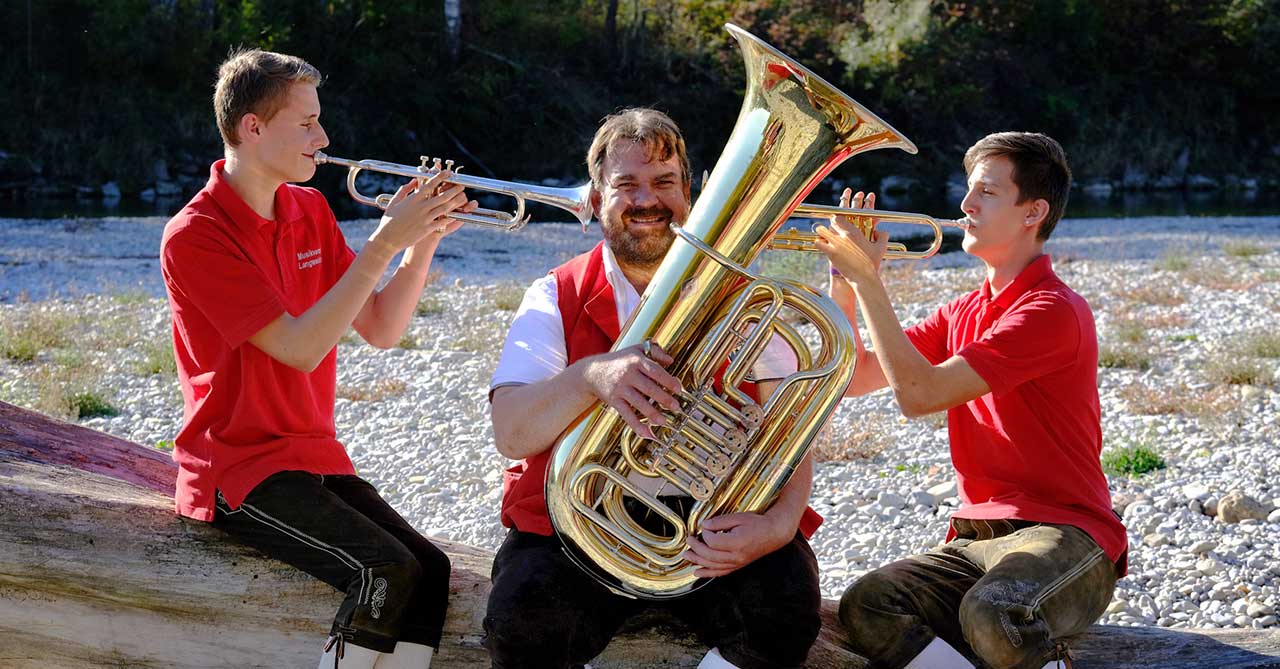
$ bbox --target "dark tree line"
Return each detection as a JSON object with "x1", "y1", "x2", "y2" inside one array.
[{"x1": 1, "y1": 0, "x2": 1277, "y2": 201}]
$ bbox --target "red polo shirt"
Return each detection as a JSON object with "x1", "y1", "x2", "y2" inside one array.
[
  {"x1": 906, "y1": 255, "x2": 1127, "y2": 572},
  {"x1": 160, "y1": 160, "x2": 358, "y2": 521}
]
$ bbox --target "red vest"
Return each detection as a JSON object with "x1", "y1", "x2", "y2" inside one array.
[{"x1": 500, "y1": 242, "x2": 822, "y2": 538}]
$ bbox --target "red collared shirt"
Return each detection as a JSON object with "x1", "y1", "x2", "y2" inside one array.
[
  {"x1": 160, "y1": 160, "x2": 358, "y2": 521},
  {"x1": 906, "y1": 255, "x2": 1128, "y2": 572}
]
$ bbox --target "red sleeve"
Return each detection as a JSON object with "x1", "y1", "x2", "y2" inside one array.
[
  {"x1": 956, "y1": 292, "x2": 1081, "y2": 397},
  {"x1": 161, "y1": 221, "x2": 285, "y2": 350},
  {"x1": 905, "y1": 303, "x2": 951, "y2": 365}
]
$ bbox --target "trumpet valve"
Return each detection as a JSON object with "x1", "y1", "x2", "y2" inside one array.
[
  {"x1": 418, "y1": 155, "x2": 431, "y2": 172},
  {"x1": 445, "y1": 159, "x2": 455, "y2": 172},
  {"x1": 433, "y1": 157, "x2": 444, "y2": 172}
]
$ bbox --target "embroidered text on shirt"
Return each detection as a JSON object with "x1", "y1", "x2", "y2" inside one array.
[{"x1": 297, "y1": 248, "x2": 322, "y2": 270}]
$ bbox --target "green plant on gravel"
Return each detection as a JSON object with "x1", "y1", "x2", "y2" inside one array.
[
  {"x1": 1101, "y1": 440, "x2": 1166, "y2": 477},
  {"x1": 0, "y1": 310, "x2": 76, "y2": 362},
  {"x1": 68, "y1": 392, "x2": 119, "y2": 419},
  {"x1": 1238, "y1": 331, "x2": 1280, "y2": 359},
  {"x1": 1098, "y1": 345, "x2": 1152, "y2": 371},
  {"x1": 416, "y1": 295, "x2": 446, "y2": 316},
  {"x1": 133, "y1": 337, "x2": 176, "y2": 376},
  {"x1": 1203, "y1": 354, "x2": 1267, "y2": 386},
  {"x1": 1111, "y1": 318, "x2": 1148, "y2": 345},
  {"x1": 492, "y1": 283, "x2": 526, "y2": 312},
  {"x1": 1156, "y1": 248, "x2": 1191, "y2": 272},
  {"x1": 1223, "y1": 241, "x2": 1267, "y2": 258}
]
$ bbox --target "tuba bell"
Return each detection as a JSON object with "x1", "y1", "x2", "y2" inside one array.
[{"x1": 545, "y1": 23, "x2": 918, "y2": 599}]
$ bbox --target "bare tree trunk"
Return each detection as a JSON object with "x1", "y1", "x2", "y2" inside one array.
[
  {"x1": 2, "y1": 400, "x2": 1279, "y2": 668},
  {"x1": 604, "y1": 0, "x2": 619, "y2": 66},
  {"x1": 444, "y1": 0, "x2": 462, "y2": 64}
]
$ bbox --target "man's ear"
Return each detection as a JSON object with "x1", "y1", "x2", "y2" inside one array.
[
  {"x1": 1024, "y1": 199, "x2": 1049, "y2": 228},
  {"x1": 589, "y1": 187, "x2": 602, "y2": 219},
  {"x1": 237, "y1": 113, "x2": 263, "y2": 145}
]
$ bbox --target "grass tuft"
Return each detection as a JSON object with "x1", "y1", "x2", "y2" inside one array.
[
  {"x1": 1203, "y1": 354, "x2": 1267, "y2": 386},
  {"x1": 1102, "y1": 441, "x2": 1166, "y2": 477},
  {"x1": 336, "y1": 378, "x2": 409, "y2": 402},
  {"x1": 1099, "y1": 345, "x2": 1152, "y2": 371},
  {"x1": 492, "y1": 283, "x2": 526, "y2": 312},
  {"x1": 1223, "y1": 241, "x2": 1267, "y2": 258}
]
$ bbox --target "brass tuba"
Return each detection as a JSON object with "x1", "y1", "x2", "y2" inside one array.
[{"x1": 545, "y1": 23, "x2": 918, "y2": 599}]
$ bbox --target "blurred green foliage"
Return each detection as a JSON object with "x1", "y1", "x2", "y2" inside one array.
[{"x1": 1, "y1": 0, "x2": 1277, "y2": 196}]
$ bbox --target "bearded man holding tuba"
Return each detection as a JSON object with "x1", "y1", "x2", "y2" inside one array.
[{"x1": 483, "y1": 108, "x2": 824, "y2": 669}]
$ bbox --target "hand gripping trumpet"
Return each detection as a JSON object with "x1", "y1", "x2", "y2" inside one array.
[
  {"x1": 314, "y1": 152, "x2": 594, "y2": 232},
  {"x1": 771, "y1": 205, "x2": 970, "y2": 260},
  {"x1": 545, "y1": 23, "x2": 920, "y2": 600}
]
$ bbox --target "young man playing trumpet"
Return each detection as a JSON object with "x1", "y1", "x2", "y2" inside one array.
[
  {"x1": 161, "y1": 49, "x2": 474, "y2": 669},
  {"x1": 483, "y1": 108, "x2": 823, "y2": 669},
  {"x1": 816, "y1": 132, "x2": 1126, "y2": 669}
]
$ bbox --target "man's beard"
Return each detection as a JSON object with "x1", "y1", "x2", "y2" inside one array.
[{"x1": 603, "y1": 204, "x2": 677, "y2": 267}]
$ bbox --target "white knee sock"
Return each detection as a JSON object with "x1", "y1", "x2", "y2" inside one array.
[
  {"x1": 903, "y1": 637, "x2": 976, "y2": 669},
  {"x1": 697, "y1": 647, "x2": 741, "y2": 669},
  {"x1": 317, "y1": 636, "x2": 381, "y2": 669},
  {"x1": 1040, "y1": 661, "x2": 1067, "y2": 669},
  {"x1": 373, "y1": 642, "x2": 434, "y2": 669}
]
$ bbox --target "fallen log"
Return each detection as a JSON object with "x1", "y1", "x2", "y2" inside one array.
[{"x1": 2, "y1": 400, "x2": 1278, "y2": 668}]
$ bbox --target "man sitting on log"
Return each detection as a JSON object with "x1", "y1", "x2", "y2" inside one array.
[
  {"x1": 483, "y1": 108, "x2": 824, "y2": 669},
  {"x1": 160, "y1": 48, "x2": 474, "y2": 669},
  {"x1": 815, "y1": 132, "x2": 1128, "y2": 669}
]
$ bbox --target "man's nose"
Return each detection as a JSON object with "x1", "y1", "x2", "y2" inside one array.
[{"x1": 631, "y1": 184, "x2": 659, "y2": 206}]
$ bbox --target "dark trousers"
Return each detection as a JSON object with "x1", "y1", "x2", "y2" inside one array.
[
  {"x1": 839, "y1": 519, "x2": 1118, "y2": 669},
  {"x1": 212, "y1": 471, "x2": 451, "y2": 653},
  {"x1": 483, "y1": 525, "x2": 822, "y2": 669}
]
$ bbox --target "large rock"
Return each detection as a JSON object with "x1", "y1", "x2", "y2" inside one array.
[{"x1": 1218, "y1": 490, "x2": 1272, "y2": 524}]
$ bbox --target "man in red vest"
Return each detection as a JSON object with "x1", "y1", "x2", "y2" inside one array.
[
  {"x1": 816, "y1": 133, "x2": 1126, "y2": 669},
  {"x1": 483, "y1": 108, "x2": 822, "y2": 669}
]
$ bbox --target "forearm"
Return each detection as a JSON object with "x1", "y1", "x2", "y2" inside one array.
[
  {"x1": 853, "y1": 279, "x2": 942, "y2": 417},
  {"x1": 763, "y1": 452, "x2": 812, "y2": 533},
  {"x1": 831, "y1": 275, "x2": 887, "y2": 397},
  {"x1": 260, "y1": 240, "x2": 398, "y2": 371},
  {"x1": 356, "y1": 241, "x2": 439, "y2": 347},
  {"x1": 491, "y1": 363, "x2": 598, "y2": 460}
]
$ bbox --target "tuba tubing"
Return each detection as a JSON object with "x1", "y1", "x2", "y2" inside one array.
[{"x1": 545, "y1": 23, "x2": 919, "y2": 599}]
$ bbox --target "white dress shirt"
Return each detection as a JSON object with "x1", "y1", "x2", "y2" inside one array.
[{"x1": 490, "y1": 243, "x2": 797, "y2": 392}]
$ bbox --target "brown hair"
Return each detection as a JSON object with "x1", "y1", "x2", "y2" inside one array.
[
  {"x1": 586, "y1": 108, "x2": 690, "y2": 189},
  {"x1": 963, "y1": 132, "x2": 1072, "y2": 240},
  {"x1": 214, "y1": 48, "x2": 323, "y2": 147}
]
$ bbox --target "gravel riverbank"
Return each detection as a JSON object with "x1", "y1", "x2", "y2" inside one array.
[{"x1": 2, "y1": 214, "x2": 1278, "y2": 631}]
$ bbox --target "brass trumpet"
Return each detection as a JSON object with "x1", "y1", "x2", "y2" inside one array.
[
  {"x1": 314, "y1": 151, "x2": 594, "y2": 232},
  {"x1": 769, "y1": 204, "x2": 969, "y2": 260}
]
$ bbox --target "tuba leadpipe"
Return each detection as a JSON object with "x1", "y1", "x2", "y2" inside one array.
[
  {"x1": 769, "y1": 204, "x2": 969, "y2": 260},
  {"x1": 314, "y1": 151, "x2": 594, "y2": 232}
]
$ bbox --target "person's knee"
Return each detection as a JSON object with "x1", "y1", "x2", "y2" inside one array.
[
  {"x1": 958, "y1": 588, "x2": 1043, "y2": 669},
  {"x1": 413, "y1": 540, "x2": 452, "y2": 587},
  {"x1": 839, "y1": 570, "x2": 907, "y2": 652}
]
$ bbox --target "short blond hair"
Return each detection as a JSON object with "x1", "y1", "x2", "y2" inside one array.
[
  {"x1": 214, "y1": 48, "x2": 322, "y2": 147},
  {"x1": 586, "y1": 108, "x2": 690, "y2": 189}
]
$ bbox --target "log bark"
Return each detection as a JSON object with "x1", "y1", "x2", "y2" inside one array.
[{"x1": 2, "y1": 400, "x2": 1279, "y2": 668}]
